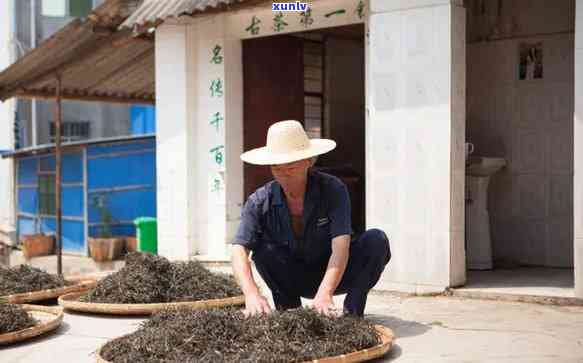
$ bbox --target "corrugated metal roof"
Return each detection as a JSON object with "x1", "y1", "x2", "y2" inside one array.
[
  {"x1": 120, "y1": 0, "x2": 248, "y2": 29},
  {"x1": 0, "y1": 0, "x2": 155, "y2": 105}
]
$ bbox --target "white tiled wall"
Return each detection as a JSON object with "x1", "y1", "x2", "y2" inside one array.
[
  {"x1": 467, "y1": 1, "x2": 575, "y2": 268},
  {"x1": 467, "y1": 0, "x2": 575, "y2": 43},
  {"x1": 367, "y1": 1, "x2": 466, "y2": 290}
]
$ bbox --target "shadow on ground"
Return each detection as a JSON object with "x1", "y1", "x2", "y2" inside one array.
[
  {"x1": 367, "y1": 314, "x2": 431, "y2": 339},
  {"x1": 369, "y1": 343, "x2": 402, "y2": 362},
  {"x1": 363, "y1": 314, "x2": 431, "y2": 362}
]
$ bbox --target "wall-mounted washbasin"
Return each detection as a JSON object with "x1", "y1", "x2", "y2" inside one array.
[{"x1": 466, "y1": 156, "x2": 506, "y2": 177}]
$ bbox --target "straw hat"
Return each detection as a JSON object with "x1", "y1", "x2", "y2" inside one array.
[{"x1": 240, "y1": 120, "x2": 336, "y2": 165}]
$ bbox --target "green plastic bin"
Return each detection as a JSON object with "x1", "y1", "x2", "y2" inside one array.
[{"x1": 134, "y1": 217, "x2": 157, "y2": 254}]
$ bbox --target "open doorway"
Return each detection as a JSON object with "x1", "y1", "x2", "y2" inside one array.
[
  {"x1": 243, "y1": 24, "x2": 366, "y2": 234},
  {"x1": 462, "y1": 0, "x2": 575, "y2": 297}
]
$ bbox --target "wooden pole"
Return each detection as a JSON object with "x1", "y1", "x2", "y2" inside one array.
[{"x1": 55, "y1": 74, "x2": 63, "y2": 276}]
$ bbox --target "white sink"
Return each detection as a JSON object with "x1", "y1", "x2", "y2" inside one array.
[
  {"x1": 466, "y1": 157, "x2": 506, "y2": 177},
  {"x1": 465, "y1": 156, "x2": 507, "y2": 270}
]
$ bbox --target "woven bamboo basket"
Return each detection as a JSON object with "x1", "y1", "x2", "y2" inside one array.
[
  {"x1": 1, "y1": 280, "x2": 98, "y2": 304},
  {"x1": 58, "y1": 292, "x2": 246, "y2": 315},
  {"x1": 0, "y1": 305, "x2": 64, "y2": 345},
  {"x1": 95, "y1": 325, "x2": 394, "y2": 363}
]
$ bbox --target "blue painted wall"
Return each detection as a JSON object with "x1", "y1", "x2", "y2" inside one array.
[
  {"x1": 17, "y1": 153, "x2": 85, "y2": 253},
  {"x1": 130, "y1": 105, "x2": 156, "y2": 135},
  {"x1": 87, "y1": 139, "x2": 156, "y2": 240},
  {"x1": 15, "y1": 138, "x2": 157, "y2": 255}
]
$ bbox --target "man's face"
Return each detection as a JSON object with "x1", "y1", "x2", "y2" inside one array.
[{"x1": 270, "y1": 159, "x2": 311, "y2": 184}]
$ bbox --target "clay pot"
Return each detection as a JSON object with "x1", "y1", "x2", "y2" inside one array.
[
  {"x1": 21, "y1": 234, "x2": 55, "y2": 260},
  {"x1": 0, "y1": 243, "x2": 10, "y2": 266},
  {"x1": 125, "y1": 237, "x2": 138, "y2": 253},
  {"x1": 88, "y1": 237, "x2": 125, "y2": 262}
]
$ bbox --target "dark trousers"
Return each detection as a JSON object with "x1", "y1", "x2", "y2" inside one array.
[{"x1": 252, "y1": 229, "x2": 391, "y2": 316}]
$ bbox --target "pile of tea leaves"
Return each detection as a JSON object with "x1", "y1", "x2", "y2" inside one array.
[
  {"x1": 0, "y1": 265, "x2": 71, "y2": 296},
  {"x1": 80, "y1": 252, "x2": 241, "y2": 304},
  {"x1": 0, "y1": 304, "x2": 37, "y2": 334},
  {"x1": 101, "y1": 308, "x2": 381, "y2": 363}
]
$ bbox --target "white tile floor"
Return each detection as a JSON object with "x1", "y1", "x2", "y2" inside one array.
[{"x1": 455, "y1": 267, "x2": 575, "y2": 298}]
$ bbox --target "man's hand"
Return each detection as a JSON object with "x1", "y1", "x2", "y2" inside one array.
[
  {"x1": 243, "y1": 293, "x2": 272, "y2": 317},
  {"x1": 232, "y1": 245, "x2": 272, "y2": 317},
  {"x1": 312, "y1": 235, "x2": 350, "y2": 317},
  {"x1": 312, "y1": 292, "x2": 338, "y2": 317}
]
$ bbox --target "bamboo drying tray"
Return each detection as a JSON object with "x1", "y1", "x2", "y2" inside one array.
[
  {"x1": 1, "y1": 280, "x2": 98, "y2": 304},
  {"x1": 59, "y1": 292, "x2": 246, "y2": 315},
  {"x1": 0, "y1": 305, "x2": 64, "y2": 345},
  {"x1": 95, "y1": 324, "x2": 394, "y2": 363}
]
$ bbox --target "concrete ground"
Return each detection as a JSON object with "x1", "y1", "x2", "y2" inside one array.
[
  {"x1": 4, "y1": 255, "x2": 583, "y2": 362},
  {"x1": 2, "y1": 294, "x2": 583, "y2": 363},
  {"x1": 366, "y1": 294, "x2": 583, "y2": 363},
  {"x1": 8, "y1": 251, "x2": 125, "y2": 277}
]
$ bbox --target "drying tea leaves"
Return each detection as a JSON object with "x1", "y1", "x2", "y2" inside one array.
[
  {"x1": 101, "y1": 308, "x2": 381, "y2": 363},
  {"x1": 101, "y1": 309, "x2": 380, "y2": 362},
  {"x1": 0, "y1": 265, "x2": 70, "y2": 296},
  {"x1": 81, "y1": 252, "x2": 241, "y2": 304},
  {"x1": 81, "y1": 252, "x2": 172, "y2": 304},
  {"x1": 0, "y1": 304, "x2": 37, "y2": 334},
  {"x1": 166, "y1": 259, "x2": 242, "y2": 302}
]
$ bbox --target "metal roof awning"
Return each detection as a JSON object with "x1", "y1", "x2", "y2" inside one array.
[
  {"x1": 120, "y1": 0, "x2": 266, "y2": 31},
  {"x1": 0, "y1": 0, "x2": 157, "y2": 274},
  {"x1": 0, "y1": 0, "x2": 155, "y2": 105}
]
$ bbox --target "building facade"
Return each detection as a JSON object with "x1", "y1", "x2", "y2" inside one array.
[
  {"x1": 2, "y1": 0, "x2": 581, "y2": 298},
  {"x1": 13, "y1": 0, "x2": 132, "y2": 149},
  {"x1": 141, "y1": 0, "x2": 583, "y2": 298}
]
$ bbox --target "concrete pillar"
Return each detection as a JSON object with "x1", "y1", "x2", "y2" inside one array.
[
  {"x1": 0, "y1": 0, "x2": 16, "y2": 242},
  {"x1": 366, "y1": 0, "x2": 465, "y2": 293},
  {"x1": 155, "y1": 17, "x2": 243, "y2": 260},
  {"x1": 154, "y1": 24, "x2": 197, "y2": 260},
  {"x1": 192, "y1": 15, "x2": 243, "y2": 259},
  {"x1": 574, "y1": 0, "x2": 583, "y2": 298}
]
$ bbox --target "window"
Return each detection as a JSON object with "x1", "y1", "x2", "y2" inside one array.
[
  {"x1": 305, "y1": 96, "x2": 323, "y2": 139},
  {"x1": 38, "y1": 175, "x2": 56, "y2": 216},
  {"x1": 42, "y1": 0, "x2": 67, "y2": 17},
  {"x1": 304, "y1": 40, "x2": 325, "y2": 139},
  {"x1": 50, "y1": 121, "x2": 90, "y2": 143},
  {"x1": 42, "y1": 0, "x2": 92, "y2": 18}
]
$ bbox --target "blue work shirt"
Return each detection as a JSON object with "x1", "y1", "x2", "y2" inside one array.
[{"x1": 232, "y1": 170, "x2": 353, "y2": 264}]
